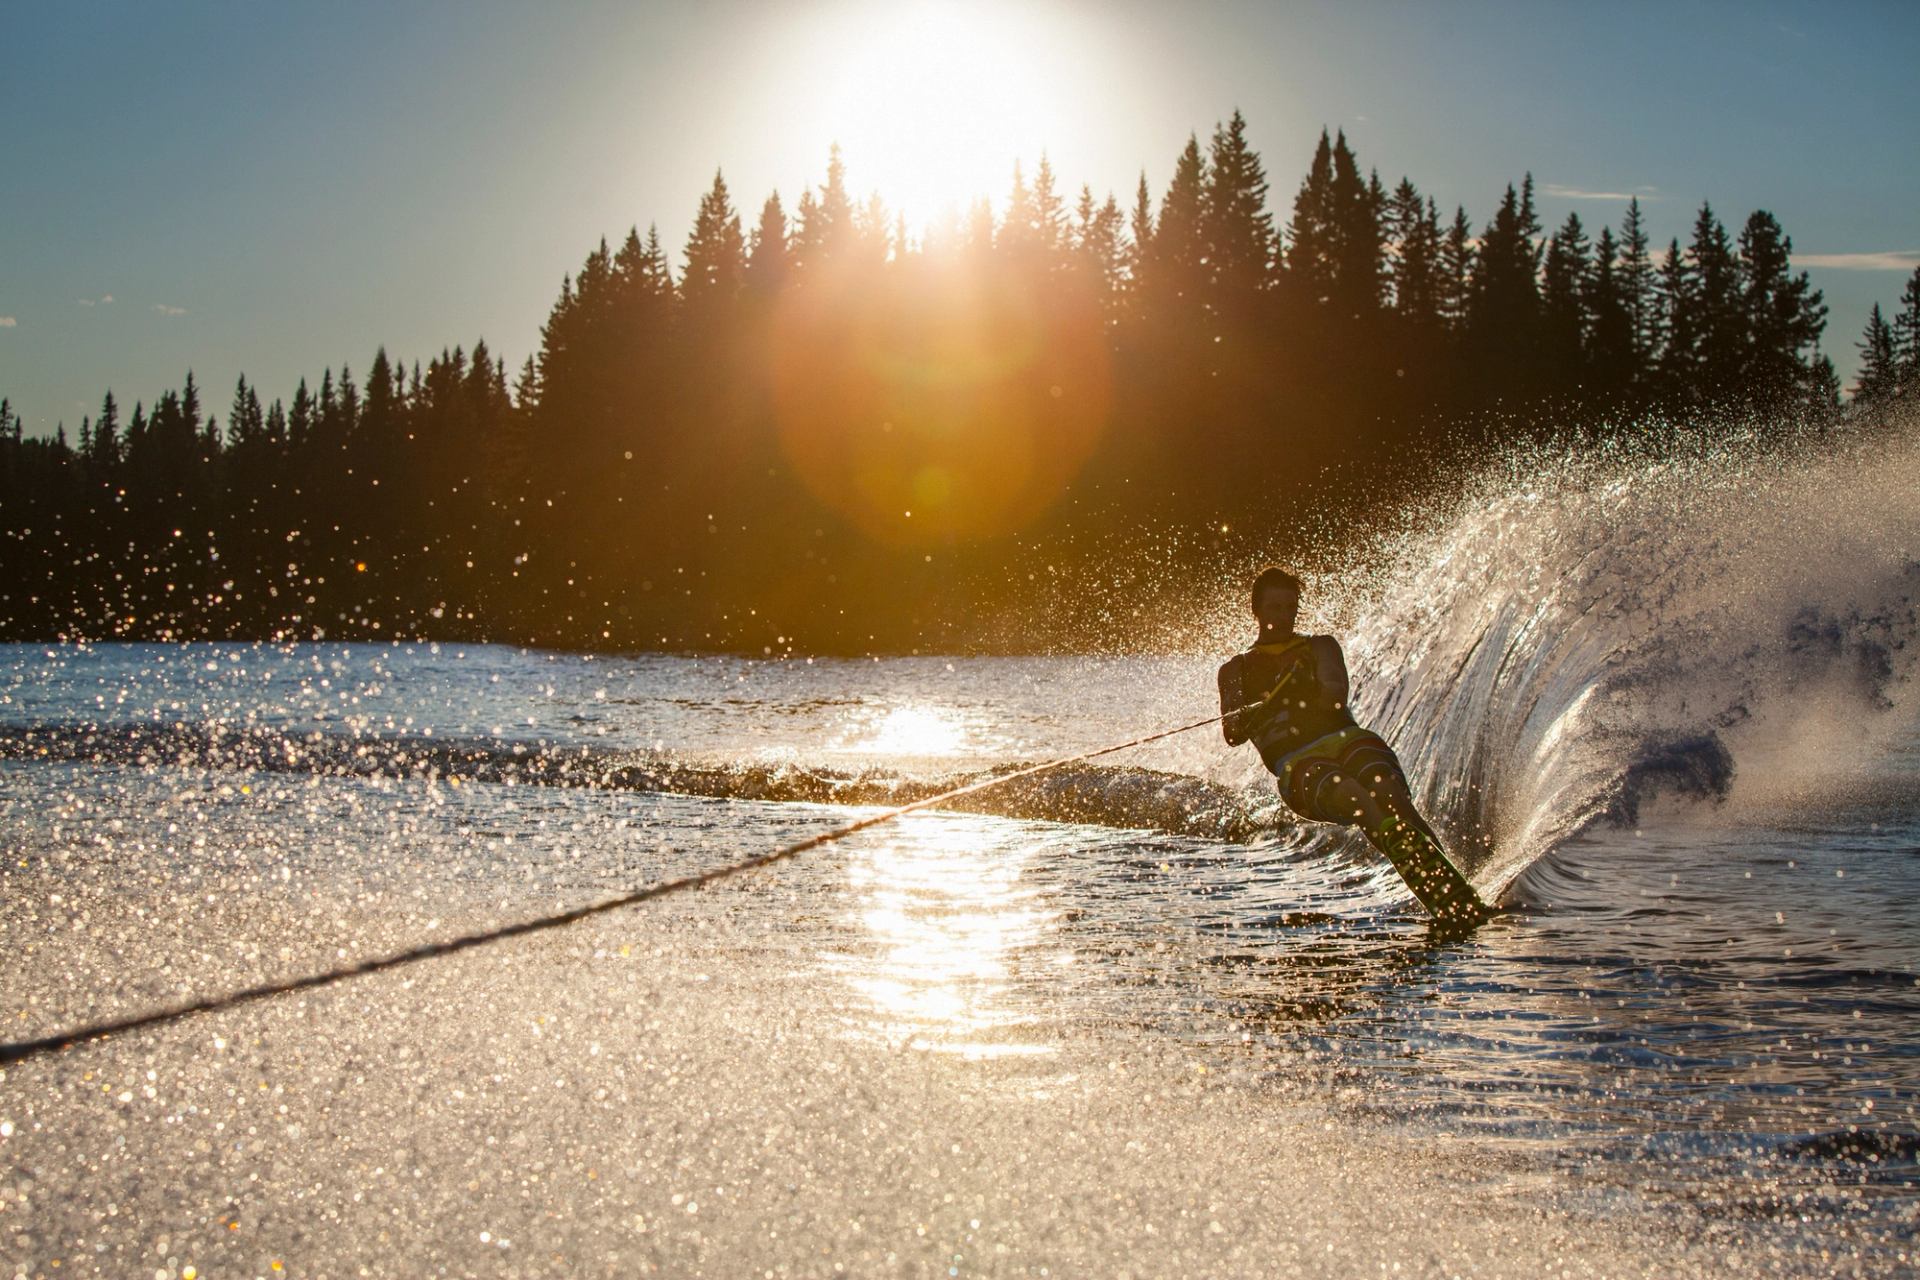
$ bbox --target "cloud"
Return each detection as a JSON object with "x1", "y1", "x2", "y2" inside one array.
[
  {"x1": 153, "y1": 303, "x2": 188, "y2": 317},
  {"x1": 1542, "y1": 183, "x2": 1659, "y2": 202},
  {"x1": 1797, "y1": 250, "x2": 1920, "y2": 271},
  {"x1": 0, "y1": 316, "x2": 16, "y2": 328},
  {"x1": 76, "y1": 294, "x2": 115, "y2": 307}
]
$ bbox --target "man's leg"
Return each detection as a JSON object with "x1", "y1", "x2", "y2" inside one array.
[{"x1": 1317, "y1": 770, "x2": 1489, "y2": 925}]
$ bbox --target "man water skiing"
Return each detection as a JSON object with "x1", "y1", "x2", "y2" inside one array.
[{"x1": 1218, "y1": 567, "x2": 1491, "y2": 927}]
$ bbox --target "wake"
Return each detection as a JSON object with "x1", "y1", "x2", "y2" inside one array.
[{"x1": 1325, "y1": 413, "x2": 1920, "y2": 902}]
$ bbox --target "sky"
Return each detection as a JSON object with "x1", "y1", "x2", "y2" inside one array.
[{"x1": 3, "y1": 0, "x2": 1917, "y2": 436}]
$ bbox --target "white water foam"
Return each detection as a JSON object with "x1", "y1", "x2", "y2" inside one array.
[{"x1": 1318, "y1": 414, "x2": 1920, "y2": 902}]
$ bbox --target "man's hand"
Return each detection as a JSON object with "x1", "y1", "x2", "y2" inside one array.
[{"x1": 1225, "y1": 660, "x2": 1305, "y2": 737}]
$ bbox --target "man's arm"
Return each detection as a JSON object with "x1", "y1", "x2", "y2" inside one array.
[
  {"x1": 1218, "y1": 660, "x2": 1251, "y2": 745},
  {"x1": 1311, "y1": 636, "x2": 1351, "y2": 709}
]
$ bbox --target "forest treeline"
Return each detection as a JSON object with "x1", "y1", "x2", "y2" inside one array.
[{"x1": 4, "y1": 117, "x2": 1918, "y2": 653}]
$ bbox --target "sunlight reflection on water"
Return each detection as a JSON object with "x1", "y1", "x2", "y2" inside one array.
[
  {"x1": 829, "y1": 812, "x2": 1061, "y2": 1058},
  {"x1": 834, "y1": 702, "x2": 974, "y2": 758}
]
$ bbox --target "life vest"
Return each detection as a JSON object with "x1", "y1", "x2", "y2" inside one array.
[{"x1": 1230, "y1": 635, "x2": 1357, "y2": 771}]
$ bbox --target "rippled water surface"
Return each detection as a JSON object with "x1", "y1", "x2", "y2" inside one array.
[{"x1": 3, "y1": 639, "x2": 1917, "y2": 1276}]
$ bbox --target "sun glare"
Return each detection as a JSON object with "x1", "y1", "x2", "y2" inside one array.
[
  {"x1": 841, "y1": 703, "x2": 971, "y2": 757},
  {"x1": 795, "y1": 1, "x2": 1084, "y2": 231}
]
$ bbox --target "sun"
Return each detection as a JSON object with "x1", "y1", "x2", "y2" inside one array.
[{"x1": 789, "y1": 1, "x2": 1088, "y2": 232}]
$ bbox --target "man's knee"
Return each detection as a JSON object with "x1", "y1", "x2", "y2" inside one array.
[{"x1": 1323, "y1": 776, "x2": 1385, "y2": 827}]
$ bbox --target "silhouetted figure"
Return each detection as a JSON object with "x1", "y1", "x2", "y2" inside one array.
[{"x1": 1218, "y1": 567, "x2": 1490, "y2": 926}]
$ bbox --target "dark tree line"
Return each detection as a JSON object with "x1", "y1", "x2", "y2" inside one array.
[
  {"x1": 0, "y1": 117, "x2": 1889, "y2": 654},
  {"x1": 1853, "y1": 266, "x2": 1920, "y2": 409}
]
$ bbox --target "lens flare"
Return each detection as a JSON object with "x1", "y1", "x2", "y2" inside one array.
[{"x1": 771, "y1": 254, "x2": 1111, "y2": 548}]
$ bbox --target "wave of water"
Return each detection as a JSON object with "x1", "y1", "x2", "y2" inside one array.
[
  {"x1": 0, "y1": 720, "x2": 1280, "y2": 844},
  {"x1": 1327, "y1": 415, "x2": 1920, "y2": 901}
]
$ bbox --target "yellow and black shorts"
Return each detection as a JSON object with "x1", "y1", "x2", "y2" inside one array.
[{"x1": 1273, "y1": 726, "x2": 1405, "y2": 825}]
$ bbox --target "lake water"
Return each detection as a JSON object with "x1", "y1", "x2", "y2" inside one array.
[{"x1": 3, "y1": 430, "x2": 1919, "y2": 1276}]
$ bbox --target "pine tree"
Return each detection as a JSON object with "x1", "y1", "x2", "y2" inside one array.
[
  {"x1": 964, "y1": 197, "x2": 995, "y2": 257},
  {"x1": 1438, "y1": 205, "x2": 1474, "y2": 331},
  {"x1": 1328, "y1": 135, "x2": 1383, "y2": 317},
  {"x1": 1890, "y1": 266, "x2": 1920, "y2": 381},
  {"x1": 789, "y1": 146, "x2": 856, "y2": 275},
  {"x1": 1284, "y1": 129, "x2": 1337, "y2": 307},
  {"x1": 1585, "y1": 225, "x2": 1637, "y2": 401},
  {"x1": 86, "y1": 390, "x2": 122, "y2": 472},
  {"x1": 1386, "y1": 180, "x2": 1441, "y2": 329},
  {"x1": 1617, "y1": 198, "x2": 1660, "y2": 367},
  {"x1": 1074, "y1": 184, "x2": 1126, "y2": 314},
  {"x1": 1201, "y1": 109, "x2": 1276, "y2": 301},
  {"x1": 683, "y1": 169, "x2": 747, "y2": 307},
  {"x1": 1124, "y1": 173, "x2": 1154, "y2": 320},
  {"x1": 816, "y1": 144, "x2": 855, "y2": 255},
  {"x1": 998, "y1": 160, "x2": 1035, "y2": 259},
  {"x1": 1736, "y1": 209, "x2": 1825, "y2": 410},
  {"x1": 125, "y1": 401, "x2": 148, "y2": 467},
  {"x1": 1150, "y1": 134, "x2": 1208, "y2": 312},
  {"x1": 181, "y1": 371, "x2": 203, "y2": 442},
  {"x1": 1030, "y1": 154, "x2": 1069, "y2": 271},
  {"x1": 289, "y1": 378, "x2": 315, "y2": 451},
  {"x1": 1282, "y1": 129, "x2": 1380, "y2": 318},
  {"x1": 854, "y1": 192, "x2": 891, "y2": 266},
  {"x1": 336, "y1": 364, "x2": 360, "y2": 441},
  {"x1": 509, "y1": 356, "x2": 538, "y2": 411},
  {"x1": 1655, "y1": 237, "x2": 1697, "y2": 404},
  {"x1": 791, "y1": 188, "x2": 823, "y2": 272},
  {"x1": 1539, "y1": 212, "x2": 1592, "y2": 395},
  {"x1": 227, "y1": 374, "x2": 267, "y2": 452},
  {"x1": 1684, "y1": 203, "x2": 1745, "y2": 403},
  {"x1": 1854, "y1": 304, "x2": 1898, "y2": 404},
  {"x1": 745, "y1": 192, "x2": 789, "y2": 294},
  {"x1": 1466, "y1": 181, "x2": 1542, "y2": 388}
]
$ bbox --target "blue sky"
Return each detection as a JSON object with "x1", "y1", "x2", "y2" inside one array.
[{"x1": 2, "y1": 0, "x2": 1916, "y2": 435}]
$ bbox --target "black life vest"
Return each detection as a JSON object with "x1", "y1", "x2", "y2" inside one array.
[{"x1": 1229, "y1": 635, "x2": 1356, "y2": 770}]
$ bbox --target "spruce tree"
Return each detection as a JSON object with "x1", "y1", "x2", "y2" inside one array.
[
  {"x1": 1684, "y1": 203, "x2": 1745, "y2": 403},
  {"x1": 1284, "y1": 129, "x2": 1337, "y2": 308},
  {"x1": 1736, "y1": 209, "x2": 1825, "y2": 411},
  {"x1": 999, "y1": 160, "x2": 1035, "y2": 258},
  {"x1": 1854, "y1": 304, "x2": 1898, "y2": 404},
  {"x1": 1151, "y1": 134, "x2": 1208, "y2": 312},
  {"x1": 1030, "y1": 154, "x2": 1069, "y2": 270},
  {"x1": 1386, "y1": 181, "x2": 1442, "y2": 329},
  {"x1": 683, "y1": 169, "x2": 748, "y2": 307},
  {"x1": 745, "y1": 192, "x2": 789, "y2": 294},
  {"x1": 227, "y1": 375, "x2": 266, "y2": 452},
  {"x1": 1585, "y1": 224, "x2": 1637, "y2": 402},
  {"x1": 854, "y1": 192, "x2": 891, "y2": 266},
  {"x1": 1201, "y1": 109, "x2": 1276, "y2": 301},
  {"x1": 87, "y1": 390, "x2": 122, "y2": 472},
  {"x1": 964, "y1": 197, "x2": 995, "y2": 257},
  {"x1": 1466, "y1": 182, "x2": 1542, "y2": 391},
  {"x1": 1656, "y1": 237, "x2": 1698, "y2": 405},
  {"x1": 1124, "y1": 173, "x2": 1155, "y2": 322},
  {"x1": 1539, "y1": 212, "x2": 1592, "y2": 396},
  {"x1": 1617, "y1": 198, "x2": 1660, "y2": 367},
  {"x1": 1438, "y1": 205, "x2": 1474, "y2": 332},
  {"x1": 289, "y1": 378, "x2": 315, "y2": 452},
  {"x1": 1327, "y1": 135, "x2": 1383, "y2": 317},
  {"x1": 1890, "y1": 266, "x2": 1920, "y2": 381}
]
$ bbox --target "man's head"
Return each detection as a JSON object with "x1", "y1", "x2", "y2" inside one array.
[{"x1": 1250, "y1": 566, "x2": 1302, "y2": 631}]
